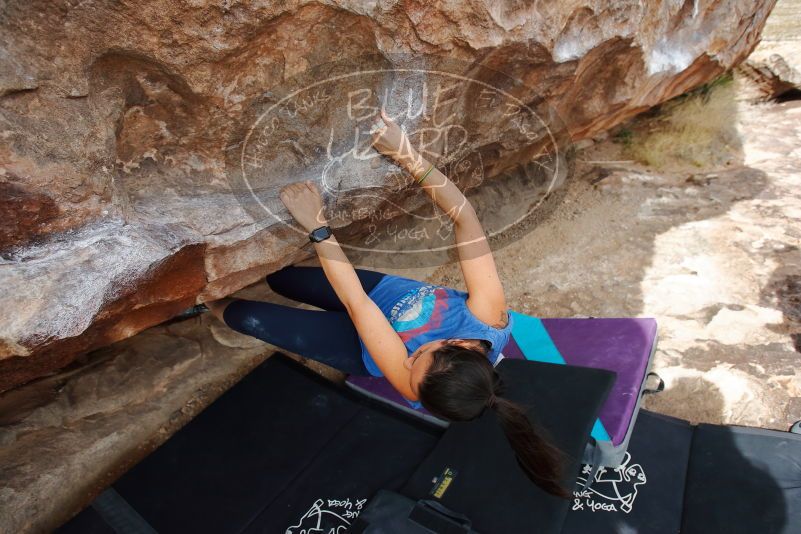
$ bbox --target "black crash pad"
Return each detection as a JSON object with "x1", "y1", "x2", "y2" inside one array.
[
  {"x1": 681, "y1": 423, "x2": 801, "y2": 534},
  {"x1": 562, "y1": 410, "x2": 693, "y2": 533},
  {"x1": 562, "y1": 410, "x2": 801, "y2": 534},
  {"x1": 57, "y1": 354, "x2": 440, "y2": 534},
  {"x1": 57, "y1": 353, "x2": 801, "y2": 534},
  {"x1": 401, "y1": 358, "x2": 616, "y2": 534}
]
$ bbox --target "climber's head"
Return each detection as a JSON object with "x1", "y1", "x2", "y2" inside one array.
[{"x1": 403, "y1": 338, "x2": 488, "y2": 397}]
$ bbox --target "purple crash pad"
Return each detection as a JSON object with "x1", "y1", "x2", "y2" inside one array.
[
  {"x1": 503, "y1": 316, "x2": 658, "y2": 447},
  {"x1": 348, "y1": 374, "x2": 409, "y2": 408},
  {"x1": 347, "y1": 316, "x2": 658, "y2": 448}
]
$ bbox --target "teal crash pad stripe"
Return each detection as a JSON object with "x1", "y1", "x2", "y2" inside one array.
[
  {"x1": 509, "y1": 311, "x2": 612, "y2": 443},
  {"x1": 509, "y1": 311, "x2": 565, "y2": 365},
  {"x1": 590, "y1": 419, "x2": 610, "y2": 443}
]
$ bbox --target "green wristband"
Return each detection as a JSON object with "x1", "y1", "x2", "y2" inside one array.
[{"x1": 416, "y1": 163, "x2": 434, "y2": 184}]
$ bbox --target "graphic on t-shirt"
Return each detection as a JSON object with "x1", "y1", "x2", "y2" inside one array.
[{"x1": 387, "y1": 285, "x2": 450, "y2": 342}]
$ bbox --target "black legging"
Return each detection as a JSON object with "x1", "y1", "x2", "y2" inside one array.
[{"x1": 222, "y1": 265, "x2": 387, "y2": 375}]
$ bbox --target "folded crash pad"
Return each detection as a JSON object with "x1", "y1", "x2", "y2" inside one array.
[{"x1": 400, "y1": 358, "x2": 615, "y2": 534}]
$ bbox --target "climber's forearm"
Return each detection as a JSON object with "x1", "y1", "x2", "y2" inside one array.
[
  {"x1": 311, "y1": 234, "x2": 367, "y2": 311},
  {"x1": 400, "y1": 151, "x2": 480, "y2": 230},
  {"x1": 398, "y1": 151, "x2": 489, "y2": 259}
]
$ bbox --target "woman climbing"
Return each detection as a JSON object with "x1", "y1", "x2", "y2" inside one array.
[{"x1": 207, "y1": 108, "x2": 569, "y2": 498}]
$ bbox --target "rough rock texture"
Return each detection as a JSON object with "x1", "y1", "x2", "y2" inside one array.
[
  {"x1": 0, "y1": 0, "x2": 776, "y2": 393},
  {"x1": 739, "y1": 0, "x2": 801, "y2": 100},
  {"x1": 739, "y1": 53, "x2": 801, "y2": 100}
]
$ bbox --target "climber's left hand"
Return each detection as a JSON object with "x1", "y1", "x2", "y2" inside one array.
[
  {"x1": 279, "y1": 180, "x2": 327, "y2": 232},
  {"x1": 370, "y1": 107, "x2": 423, "y2": 172}
]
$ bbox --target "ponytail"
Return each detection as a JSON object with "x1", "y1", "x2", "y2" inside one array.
[
  {"x1": 418, "y1": 342, "x2": 571, "y2": 499},
  {"x1": 490, "y1": 395, "x2": 570, "y2": 498}
]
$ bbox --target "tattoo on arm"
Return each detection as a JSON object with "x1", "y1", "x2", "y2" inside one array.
[{"x1": 493, "y1": 310, "x2": 508, "y2": 329}]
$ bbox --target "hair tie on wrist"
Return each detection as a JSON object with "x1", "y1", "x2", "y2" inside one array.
[{"x1": 416, "y1": 163, "x2": 434, "y2": 184}]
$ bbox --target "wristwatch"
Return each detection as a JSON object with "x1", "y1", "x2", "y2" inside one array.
[{"x1": 308, "y1": 225, "x2": 333, "y2": 243}]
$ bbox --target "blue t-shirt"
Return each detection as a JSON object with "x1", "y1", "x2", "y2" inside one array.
[{"x1": 359, "y1": 274, "x2": 514, "y2": 377}]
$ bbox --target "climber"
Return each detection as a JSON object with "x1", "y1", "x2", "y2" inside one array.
[{"x1": 206, "y1": 107, "x2": 569, "y2": 498}]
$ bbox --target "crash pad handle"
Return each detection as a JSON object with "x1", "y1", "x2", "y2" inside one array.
[
  {"x1": 643, "y1": 372, "x2": 665, "y2": 395},
  {"x1": 409, "y1": 499, "x2": 473, "y2": 532}
]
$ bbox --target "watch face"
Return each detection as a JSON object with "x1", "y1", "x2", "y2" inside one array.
[{"x1": 310, "y1": 226, "x2": 331, "y2": 241}]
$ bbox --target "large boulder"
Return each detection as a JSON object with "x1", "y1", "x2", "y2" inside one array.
[
  {"x1": 0, "y1": 0, "x2": 776, "y2": 393},
  {"x1": 738, "y1": 0, "x2": 801, "y2": 101}
]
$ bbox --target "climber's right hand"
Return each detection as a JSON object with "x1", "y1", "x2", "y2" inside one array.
[{"x1": 279, "y1": 180, "x2": 327, "y2": 232}]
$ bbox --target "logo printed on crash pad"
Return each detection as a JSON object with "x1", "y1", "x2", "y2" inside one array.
[
  {"x1": 287, "y1": 497, "x2": 367, "y2": 533},
  {"x1": 572, "y1": 452, "x2": 646, "y2": 514},
  {"x1": 430, "y1": 466, "x2": 458, "y2": 499}
]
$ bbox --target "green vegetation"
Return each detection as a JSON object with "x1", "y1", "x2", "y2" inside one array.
[
  {"x1": 612, "y1": 127, "x2": 634, "y2": 147},
  {"x1": 614, "y1": 72, "x2": 741, "y2": 170}
]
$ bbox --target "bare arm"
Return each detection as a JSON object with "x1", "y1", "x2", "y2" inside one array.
[
  {"x1": 454, "y1": 212, "x2": 505, "y2": 327},
  {"x1": 419, "y1": 161, "x2": 508, "y2": 328},
  {"x1": 315, "y1": 237, "x2": 418, "y2": 400},
  {"x1": 371, "y1": 110, "x2": 508, "y2": 327},
  {"x1": 279, "y1": 182, "x2": 418, "y2": 400}
]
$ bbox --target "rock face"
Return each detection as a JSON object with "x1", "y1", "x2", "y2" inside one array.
[
  {"x1": 739, "y1": 0, "x2": 801, "y2": 101},
  {"x1": 739, "y1": 54, "x2": 801, "y2": 100},
  {"x1": 0, "y1": 0, "x2": 776, "y2": 393}
]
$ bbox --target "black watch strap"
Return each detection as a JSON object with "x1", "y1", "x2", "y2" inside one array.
[{"x1": 308, "y1": 225, "x2": 332, "y2": 243}]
